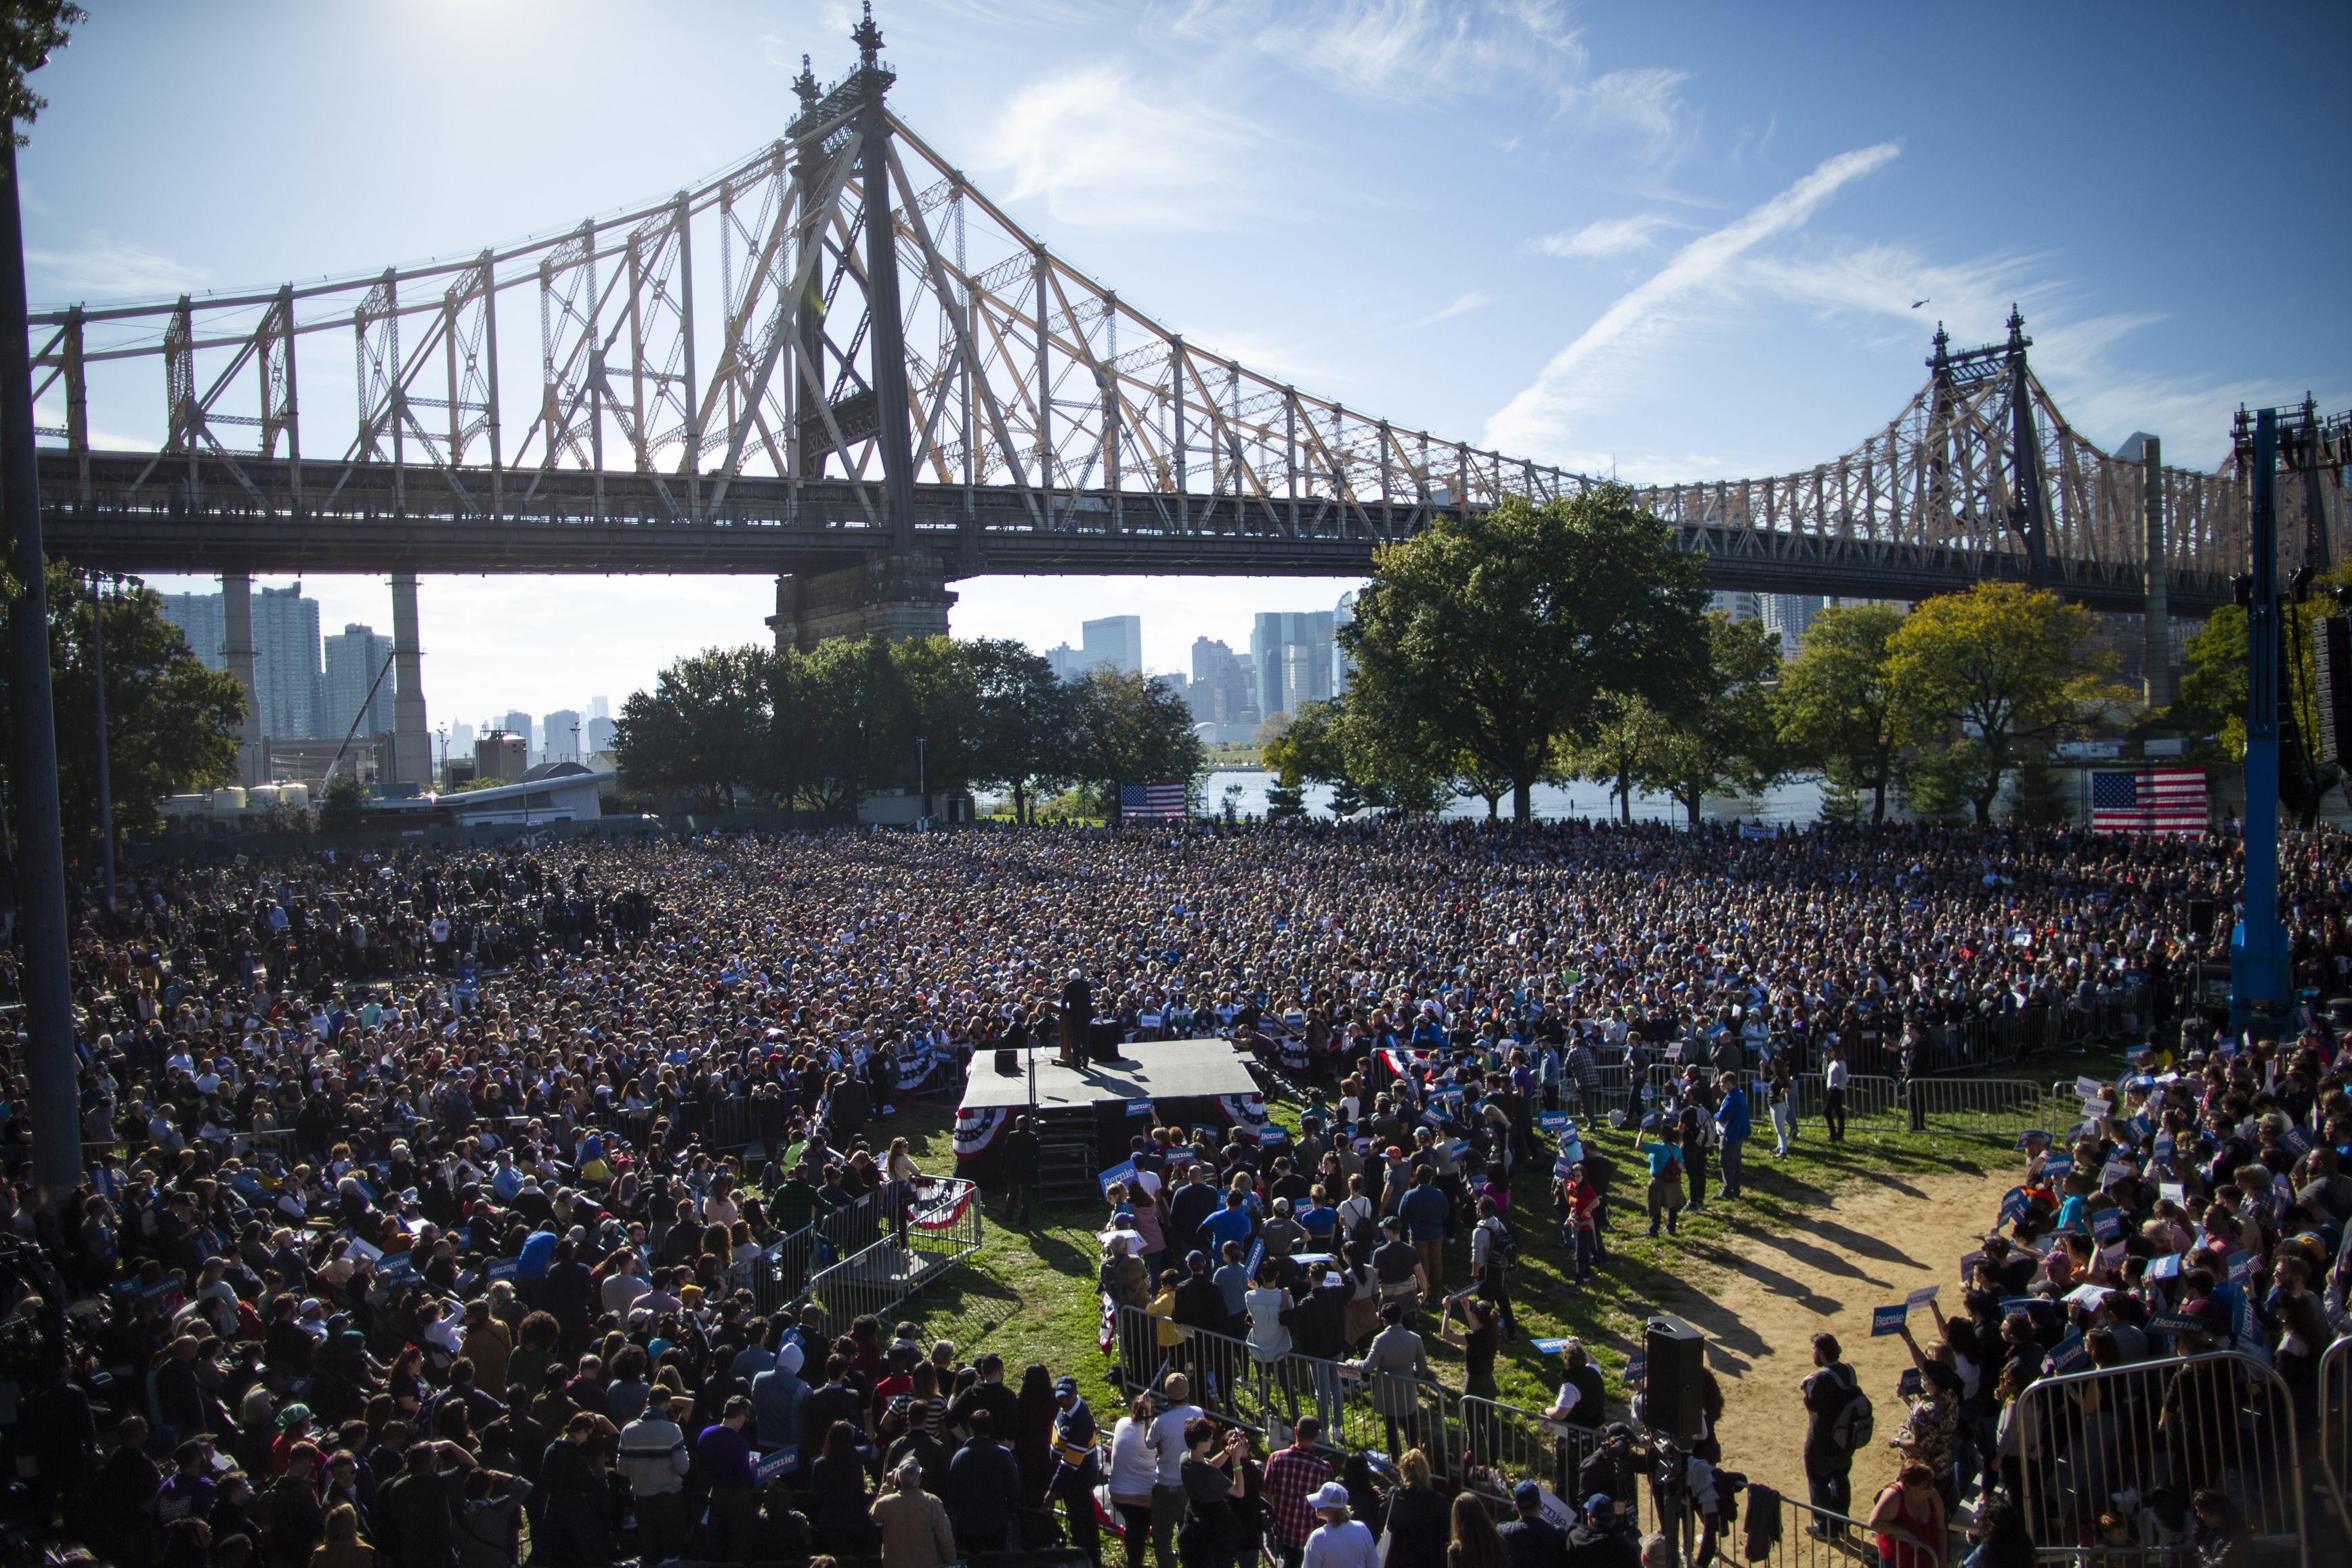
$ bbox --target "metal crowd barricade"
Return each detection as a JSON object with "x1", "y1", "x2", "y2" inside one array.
[
  {"x1": 2320, "y1": 1334, "x2": 2352, "y2": 1504},
  {"x1": 1746, "y1": 1491, "x2": 1943, "y2": 1568},
  {"x1": 801, "y1": 1177, "x2": 984, "y2": 1330},
  {"x1": 1109, "y1": 1304, "x2": 1453, "y2": 1471},
  {"x1": 1791, "y1": 1072, "x2": 1901, "y2": 1134},
  {"x1": 2015, "y1": 1350, "x2": 2317, "y2": 1566},
  {"x1": 1906, "y1": 1077, "x2": 2065, "y2": 1141},
  {"x1": 1455, "y1": 1394, "x2": 1633, "y2": 1523}
]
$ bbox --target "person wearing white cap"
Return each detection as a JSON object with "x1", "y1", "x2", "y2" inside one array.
[{"x1": 1301, "y1": 1479, "x2": 1378, "y2": 1568}]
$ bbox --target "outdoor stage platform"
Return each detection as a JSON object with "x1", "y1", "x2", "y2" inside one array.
[{"x1": 951, "y1": 1039, "x2": 1270, "y2": 1173}]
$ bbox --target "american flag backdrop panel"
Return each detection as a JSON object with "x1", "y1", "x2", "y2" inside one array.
[
  {"x1": 1119, "y1": 783, "x2": 1189, "y2": 819},
  {"x1": 2089, "y1": 768, "x2": 2208, "y2": 835}
]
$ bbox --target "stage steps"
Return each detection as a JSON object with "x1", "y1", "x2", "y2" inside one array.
[{"x1": 1035, "y1": 1105, "x2": 1099, "y2": 1204}]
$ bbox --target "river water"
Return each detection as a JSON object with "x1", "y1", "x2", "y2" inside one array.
[{"x1": 1184, "y1": 769, "x2": 1828, "y2": 824}]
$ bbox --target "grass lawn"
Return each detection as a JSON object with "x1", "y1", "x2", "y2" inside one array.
[{"x1": 870, "y1": 1081, "x2": 2044, "y2": 1418}]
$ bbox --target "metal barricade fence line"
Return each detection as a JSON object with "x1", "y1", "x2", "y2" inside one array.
[
  {"x1": 2319, "y1": 1334, "x2": 2352, "y2": 1506},
  {"x1": 1906, "y1": 1077, "x2": 2066, "y2": 1141},
  {"x1": 1754, "y1": 1490, "x2": 1945, "y2": 1568},
  {"x1": 2015, "y1": 1350, "x2": 2311, "y2": 1567},
  {"x1": 800, "y1": 1177, "x2": 984, "y2": 1330}
]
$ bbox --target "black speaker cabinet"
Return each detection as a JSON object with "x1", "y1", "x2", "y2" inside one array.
[
  {"x1": 2313, "y1": 615, "x2": 2352, "y2": 765},
  {"x1": 1644, "y1": 1314, "x2": 1707, "y2": 1443},
  {"x1": 994, "y1": 1048, "x2": 1019, "y2": 1074}
]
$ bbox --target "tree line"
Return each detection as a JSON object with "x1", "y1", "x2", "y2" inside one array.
[
  {"x1": 612, "y1": 636, "x2": 1205, "y2": 821},
  {"x1": 1262, "y1": 486, "x2": 2136, "y2": 825}
]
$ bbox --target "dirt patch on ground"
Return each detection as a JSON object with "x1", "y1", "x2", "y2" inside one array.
[{"x1": 1644, "y1": 1163, "x2": 2008, "y2": 1508}]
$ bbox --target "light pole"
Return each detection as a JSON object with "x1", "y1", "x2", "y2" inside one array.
[
  {"x1": 89, "y1": 571, "x2": 116, "y2": 918},
  {"x1": 916, "y1": 735, "x2": 928, "y2": 825},
  {"x1": 571, "y1": 719, "x2": 581, "y2": 766},
  {"x1": 435, "y1": 723, "x2": 448, "y2": 791}
]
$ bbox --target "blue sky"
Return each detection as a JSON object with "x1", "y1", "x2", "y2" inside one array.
[{"x1": 22, "y1": 1, "x2": 2349, "y2": 722}]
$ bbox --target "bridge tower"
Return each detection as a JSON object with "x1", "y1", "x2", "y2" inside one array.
[{"x1": 765, "y1": 4, "x2": 956, "y2": 653}]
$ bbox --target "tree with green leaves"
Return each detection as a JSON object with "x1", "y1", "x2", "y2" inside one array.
[
  {"x1": 775, "y1": 636, "x2": 909, "y2": 812},
  {"x1": 965, "y1": 637, "x2": 1071, "y2": 823},
  {"x1": 890, "y1": 634, "x2": 980, "y2": 816},
  {"x1": 1637, "y1": 611, "x2": 1784, "y2": 825},
  {"x1": 0, "y1": 564, "x2": 242, "y2": 848},
  {"x1": 612, "y1": 645, "x2": 771, "y2": 810},
  {"x1": 1772, "y1": 603, "x2": 1906, "y2": 821},
  {"x1": 0, "y1": 1, "x2": 80, "y2": 133},
  {"x1": 1071, "y1": 667, "x2": 1205, "y2": 821},
  {"x1": 1566, "y1": 694, "x2": 1673, "y2": 823},
  {"x1": 1340, "y1": 488, "x2": 1707, "y2": 820},
  {"x1": 1885, "y1": 582, "x2": 2131, "y2": 825}
]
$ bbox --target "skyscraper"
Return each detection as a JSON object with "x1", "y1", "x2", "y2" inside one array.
[
  {"x1": 1189, "y1": 638, "x2": 1255, "y2": 724},
  {"x1": 1081, "y1": 615, "x2": 1142, "y2": 675},
  {"x1": 1331, "y1": 590, "x2": 1356, "y2": 697},
  {"x1": 1250, "y1": 611, "x2": 1334, "y2": 721},
  {"x1": 253, "y1": 584, "x2": 324, "y2": 739},
  {"x1": 160, "y1": 583, "x2": 324, "y2": 739},
  {"x1": 586, "y1": 715, "x2": 617, "y2": 753},
  {"x1": 1759, "y1": 594, "x2": 1823, "y2": 658},
  {"x1": 544, "y1": 710, "x2": 583, "y2": 764},
  {"x1": 589, "y1": 695, "x2": 610, "y2": 720},
  {"x1": 322, "y1": 623, "x2": 394, "y2": 743}
]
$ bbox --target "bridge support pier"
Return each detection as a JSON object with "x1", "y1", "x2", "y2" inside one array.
[
  {"x1": 389, "y1": 573, "x2": 431, "y2": 794},
  {"x1": 767, "y1": 552, "x2": 956, "y2": 653},
  {"x1": 2141, "y1": 435, "x2": 2175, "y2": 710},
  {"x1": 219, "y1": 571, "x2": 266, "y2": 787}
]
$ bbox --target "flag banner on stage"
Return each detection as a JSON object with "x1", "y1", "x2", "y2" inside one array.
[
  {"x1": 1119, "y1": 783, "x2": 1189, "y2": 819},
  {"x1": 2089, "y1": 768, "x2": 2207, "y2": 835}
]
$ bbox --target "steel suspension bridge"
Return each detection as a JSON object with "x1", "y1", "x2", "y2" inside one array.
[{"x1": 22, "y1": 6, "x2": 2345, "y2": 787}]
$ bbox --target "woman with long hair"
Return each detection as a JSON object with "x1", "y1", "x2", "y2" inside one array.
[
  {"x1": 1445, "y1": 1490, "x2": 1508, "y2": 1568},
  {"x1": 1376, "y1": 1447, "x2": 1451, "y2": 1568},
  {"x1": 1013, "y1": 1362, "x2": 1057, "y2": 1508}
]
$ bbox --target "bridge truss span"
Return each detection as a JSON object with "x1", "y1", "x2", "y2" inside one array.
[{"x1": 20, "y1": 13, "x2": 2316, "y2": 614}]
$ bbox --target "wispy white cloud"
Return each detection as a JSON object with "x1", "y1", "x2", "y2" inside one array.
[
  {"x1": 984, "y1": 62, "x2": 1264, "y2": 230},
  {"x1": 1417, "y1": 289, "x2": 1491, "y2": 326},
  {"x1": 1485, "y1": 143, "x2": 1900, "y2": 458},
  {"x1": 1531, "y1": 213, "x2": 1673, "y2": 259},
  {"x1": 28, "y1": 238, "x2": 202, "y2": 299},
  {"x1": 1171, "y1": 0, "x2": 1691, "y2": 163}
]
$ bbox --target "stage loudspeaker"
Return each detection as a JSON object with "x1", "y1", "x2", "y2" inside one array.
[
  {"x1": 1089, "y1": 1020, "x2": 1124, "y2": 1063},
  {"x1": 1643, "y1": 1314, "x2": 1707, "y2": 1443},
  {"x1": 2313, "y1": 616, "x2": 2352, "y2": 765},
  {"x1": 2186, "y1": 898, "x2": 2218, "y2": 939},
  {"x1": 994, "y1": 1048, "x2": 1019, "y2": 1074}
]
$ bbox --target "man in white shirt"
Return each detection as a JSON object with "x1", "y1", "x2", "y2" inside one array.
[
  {"x1": 1823, "y1": 1043, "x2": 1851, "y2": 1143},
  {"x1": 1144, "y1": 1372, "x2": 1204, "y2": 1568}
]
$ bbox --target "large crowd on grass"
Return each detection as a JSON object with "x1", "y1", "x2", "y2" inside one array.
[{"x1": 0, "y1": 817, "x2": 2347, "y2": 1567}]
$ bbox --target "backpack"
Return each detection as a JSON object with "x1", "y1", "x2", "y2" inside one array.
[
  {"x1": 1483, "y1": 1219, "x2": 1519, "y2": 1270},
  {"x1": 1826, "y1": 1371, "x2": 1873, "y2": 1452}
]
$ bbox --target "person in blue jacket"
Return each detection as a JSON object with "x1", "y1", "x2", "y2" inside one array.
[{"x1": 1714, "y1": 1071, "x2": 1753, "y2": 1201}]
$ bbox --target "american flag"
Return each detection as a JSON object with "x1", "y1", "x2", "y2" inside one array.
[
  {"x1": 2090, "y1": 768, "x2": 2207, "y2": 836},
  {"x1": 1119, "y1": 783, "x2": 1189, "y2": 819}
]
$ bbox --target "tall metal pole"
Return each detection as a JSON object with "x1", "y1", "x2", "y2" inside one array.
[
  {"x1": 2234, "y1": 407, "x2": 2287, "y2": 1033},
  {"x1": 89, "y1": 571, "x2": 116, "y2": 917},
  {"x1": 0, "y1": 125, "x2": 82, "y2": 1209},
  {"x1": 853, "y1": 7, "x2": 916, "y2": 554}
]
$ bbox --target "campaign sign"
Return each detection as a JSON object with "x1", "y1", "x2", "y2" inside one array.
[
  {"x1": 2044, "y1": 1152, "x2": 2074, "y2": 1177},
  {"x1": 2092, "y1": 1208, "x2": 2123, "y2": 1244},
  {"x1": 1870, "y1": 1304, "x2": 1909, "y2": 1336},
  {"x1": 1535, "y1": 1484, "x2": 1577, "y2": 1533},
  {"x1": 2147, "y1": 1311, "x2": 2202, "y2": 1337},
  {"x1": 1904, "y1": 1285, "x2": 1940, "y2": 1312},
  {"x1": 1622, "y1": 1353, "x2": 1647, "y2": 1385},
  {"x1": 487, "y1": 1258, "x2": 519, "y2": 1285},
  {"x1": 2227, "y1": 1252, "x2": 2254, "y2": 1285},
  {"x1": 2045, "y1": 1332, "x2": 2090, "y2": 1374},
  {"x1": 1537, "y1": 1112, "x2": 1571, "y2": 1135},
  {"x1": 377, "y1": 1251, "x2": 420, "y2": 1284},
  {"x1": 2153, "y1": 1133, "x2": 2177, "y2": 1164},
  {"x1": 2097, "y1": 1242, "x2": 2126, "y2": 1269},
  {"x1": 754, "y1": 1446, "x2": 798, "y2": 1484},
  {"x1": 2146, "y1": 1253, "x2": 2183, "y2": 1281},
  {"x1": 2074, "y1": 1076, "x2": 2105, "y2": 1099},
  {"x1": 2064, "y1": 1284, "x2": 2112, "y2": 1308},
  {"x1": 1530, "y1": 1338, "x2": 1575, "y2": 1356},
  {"x1": 1098, "y1": 1160, "x2": 1139, "y2": 1200},
  {"x1": 2282, "y1": 1125, "x2": 2313, "y2": 1157},
  {"x1": 1246, "y1": 1240, "x2": 1265, "y2": 1276},
  {"x1": 1959, "y1": 1250, "x2": 1984, "y2": 1283},
  {"x1": 1998, "y1": 1188, "x2": 2030, "y2": 1225}
]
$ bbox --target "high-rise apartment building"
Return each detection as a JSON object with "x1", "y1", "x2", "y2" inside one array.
[
  {"x1": 586, "y1": 715, "x2": 617, "y2": 753},
  {"x1": 1043, "y1": 643, "x2": 1084, "y2": 682},
  {"x1": 1332, "y1": 591, "x2": 1356, "y2": 697},
  {"x1": 322, "y1": 623, "x2": 394, "y2": 743},
  {"x1": 498, "y1": 711, "x2": 534, "y2": 759},
  {"x1": 450, "y1": 721, "x2": 476, "y2": 758},
  {"x1": 1708, "y1": 590, "x2": 1762, "y2": 624},
  {"x1": 1758, "y1": 594, "x2": 1823, "y2": 659},
  {"x1": 543, "y1": 710, "x2": 583, "y2": 764},
  {"x1": 1251, "y1": 611, "x2": 1334, "y2": 721},
  {"x1": 1189, "y1": 638, "x2": 1256, "y2": 725},
  {"x1": 1080, "y1": 615, "x2": 1142, "y2": 676},
  {"x1": 589, "y1": 695, "x2": 610, "y2": 721},
  {"x1": 159, "y1": 582, "x2": 324, "y2": 739}
]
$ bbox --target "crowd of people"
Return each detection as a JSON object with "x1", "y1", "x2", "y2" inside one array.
[{"x1": 0, "y1": 815, "x2": 2344, "y2": 1567}]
